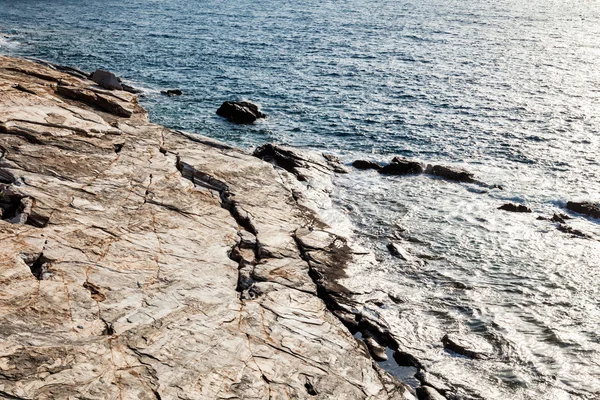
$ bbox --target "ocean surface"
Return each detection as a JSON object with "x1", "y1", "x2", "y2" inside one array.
[{"x1": 1, "y1": 1, "x2": 599, "y2": 398}]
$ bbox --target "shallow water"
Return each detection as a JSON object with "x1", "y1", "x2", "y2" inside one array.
[{"x1": 1, "y1": 0, "x2": 599, "y2": 398}]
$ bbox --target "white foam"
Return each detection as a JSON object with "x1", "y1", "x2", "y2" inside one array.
[{"x1": 0, "y1": 34, "x2": 20, "y2": 50}]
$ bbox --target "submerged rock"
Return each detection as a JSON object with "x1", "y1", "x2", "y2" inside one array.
[
  {"x1": 91, "y1": 69, "x2": 123, "y2": 90},
  {"x1": 352, "y1": 160, "x2": 382, "y2": 170},
  {"x1": 498, "y1": 203, "x2": 532, "y2": 213},
  {"x1": 217, "y1": 101, "x2": 266, "y2": 124},
  {"x1": 379, "y1": 157, "x2": 424, "y2": 175},
  {"x1": 566, "y1": 201, "x2": 600, "y2": 219},
  {"x1": 556, "y1": 224, "x2": 591, "y2": 239},
  {"x1": 441, "y1": 334, "x2": 492, "y2": 360},
  {"x1": 162, "y1": 89, "x2": 183, "y2": 96}
]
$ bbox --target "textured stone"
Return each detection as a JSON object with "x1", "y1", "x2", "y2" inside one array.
[{"x1": 0, "y1": 55, "x2": 413, "y2": 399}]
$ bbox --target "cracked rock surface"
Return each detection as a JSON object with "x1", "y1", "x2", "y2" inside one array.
[{"x1": 0, "y1": 56, "x2": 414, "y2": 399}]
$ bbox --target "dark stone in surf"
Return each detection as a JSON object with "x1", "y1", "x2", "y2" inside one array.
[
  {"x1": 498, "y1": 203, "x2": 532, "y2": 213},
  {"x1": 162, "y1": 89, "x2": 183, "y2": 97},
  {"x1": 352, "y1": 160, "x2": 382, "y2": 170},
  {"x1": 217, "y1": 101, "x2": 266, "y2": 124},
  {"x1": 566, "y1": 201, "x2": 600, "y2": 219},
  {"x1": 91, "y1": 69, "x2": 123, "y2": 91},
  {"x1": 556, "y1": 224, "x2": 591, "y2": 239},
  {"x1": 379, "y1": 157, "x2": 424, "y2": 175},
  {"x1": 442, "y1": 334, "x2": 492, "y2": 360},
  {"x1": 427, "y1": 165, "x2": 476, "y2": 183}
]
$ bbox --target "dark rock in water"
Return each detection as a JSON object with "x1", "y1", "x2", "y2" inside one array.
[
  {"x1": 162, "y1": 89, "x2": 183, "y2": 97},
  {"x1": 352, "y1": 160, "x2": 382, "y2": 170},
  {"x1": 379, "y1": 157, "x2": 424, "y2": 175},
  {"x1": 416, "y1": 386, "x2": 447, "y2": 400},
  {"x1": 427, "y1": 165, "x2": 475, "y2": 183},
  {"x1": 551, "y1": 213, "x2": 572, "y2": 223},
  {"x1": 216, "y1": 101, "x2": 266, "y2": 124},
  {"x1": 498, "y1": 203, "x2": 532, "y2": 213},
  {"x1": 393, "y1": 350, "x2": 422, "y2": 369},
  {"x1": 364, "y1": 335, "x2": 388, "y2": 361},
  {"x1": 91, "y1": 69, "x2": 123, "y2": 91},
  {"x1": 556, "y1": 224, "x2": 591, "y2": 239},
  {"x1": 566, "y1": 201, "x2": 600, "y2": 219},
  {"x1": 441, "y1": 334, "x2": 492, "y2": 360}
]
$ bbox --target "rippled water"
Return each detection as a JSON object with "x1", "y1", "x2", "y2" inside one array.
[{"x1": 1, "y1": 1, "x2": 599, "y2": 398}]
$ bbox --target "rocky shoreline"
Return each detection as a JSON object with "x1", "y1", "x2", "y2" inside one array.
[
  {"x1": 0, "y1": 55, "x2": 420, "y2": 399},
  {"x1": 2, "y1": 55, "x2": 599, "y2": 400}
]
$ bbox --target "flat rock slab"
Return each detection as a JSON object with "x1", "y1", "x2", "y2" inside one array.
[{"x1": 0, "y1": 56, "x2": 413, "y2": 399}]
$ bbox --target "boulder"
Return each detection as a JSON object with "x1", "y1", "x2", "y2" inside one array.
[
  {"x1": 498, "y1": 203, "x2": 531, "y2": 213},
  {"x1": 426, "y1": 165, "x2": 475, "y2": 183},
  {"x1": 352, "y1": 160, "x2": 382, "y2": 170},
  {"x1": 566, "y1": 201, "x2": 600, "y2": 219},
  {"x1": 379, "y1": 158, "x2": 424, "y2": 175},
  {"x1": 91, "y1": 69, "x2": 123, "y2": 90},
  {"x1": 217, "y1": 101, "x2": 266, "y2": 124}
]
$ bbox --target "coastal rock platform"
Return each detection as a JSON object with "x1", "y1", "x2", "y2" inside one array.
[{"x1": 0, "y1": 56, "x2": 413, "y2": 399}]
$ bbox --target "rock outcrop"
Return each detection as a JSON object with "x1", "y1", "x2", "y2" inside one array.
[
  {"x1": 566, "y1": 201, "x2": 600, "y2": 219},
  {"x1": 217, "y1": 101, "x2": 266, "y2": 124},
  {"x1": 426, "y1": 165, "x2": 476, "y2": 184},
  {"x1": 379, "y1": 158, "x2": 423, "y2": 175},
  {"x1": 352, "y1": 160, "x2": 383, "y2": 170},
  {"x1": 498, "y1": 203, "x2": 532, "y2": 213},
  {"x1": 0, "y1": 56, "x2": 414, "y2": 399}
]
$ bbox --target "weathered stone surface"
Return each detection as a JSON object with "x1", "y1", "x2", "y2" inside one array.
[
  {"x1": 0, "y1": 55, "x2": 413, "y2": 399},
  {"x1": 498, "y1": 203, "x2": 532, "y2": 213},
  {"x1": 217, "y1": 101, "x2": 266, "y2": 124},
  {"x1": 566, "y1": 201, "x2": 600, "y2": 219}
]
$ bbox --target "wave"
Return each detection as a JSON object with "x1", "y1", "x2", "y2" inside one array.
[{"x1": 0, "y1": 34, "x2": 20, "y2": 50}]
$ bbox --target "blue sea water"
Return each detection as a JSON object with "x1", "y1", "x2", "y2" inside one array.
[{"x1": 1, "y1": 1, "x2": 599, "y2": 399}]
